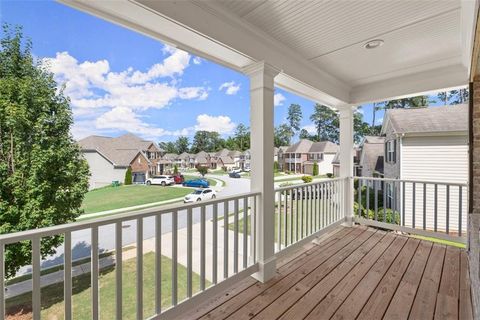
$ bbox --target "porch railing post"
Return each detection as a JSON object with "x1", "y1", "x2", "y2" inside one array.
[
  {"x1": 243, "y1": 61, "x2": 280, "y2": 283},
  {"x1": 339, "y1": 106, "x2": 354, "y2": 226}
]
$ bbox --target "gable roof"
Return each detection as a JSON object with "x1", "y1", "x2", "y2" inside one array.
[
  {"x1": 78, "y1": 133, "x2": 156, "y2": 167},
  {"x1": 215, "y1": 148, "x2": 231, "y2": 157},
  {"x1": 382, "y1": 105, "x2": 468, "y2": 135},
  {"x1": 360, "y1": 137, "x2": 385, "y2": 174},
  {"x1": 286, "y1": 139, "x2": 339, "y2": 153},
  {"x1": 228, "y1": 150, "x2": 242, "y2": 158},
  {"x1": 218, "y1": 156, "x2": 235, "y2": 164}
]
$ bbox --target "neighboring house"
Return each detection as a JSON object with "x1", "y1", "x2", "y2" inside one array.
[
  {"x1": 358, "y1": 136, "x2": 385, "y2": 178},
  {"x1": 161, "y1": 153, "x2": 178, "y2": 173},
  {"x1": 277, "y1": 146, "x2": 289, "y2": 171},
  {"x1": 381, "y1": 105, "x2": 468, "y2": 233},
  {"x1": 228, "y1": 150, "x2": 242, "y2": 168},
  {"x1": 177, "y1": 152, "x2": 192, "y2": 168},
  {"x1": 332, "y1": 148, "x2": 361, "y2": 177},
  {"x1": 79, "y1": 133, "x2": 162, "y2": 189},
  {"x1": 217, "y1": 155, "x2": 236, "y2": 171},
  {"x1": 283, "y1": 139, "x2": 339, "y2": 175},
  {"x1": 240, "y1": 149, "x2": 251, "y2": 170},
  {"x1": 194, "y1": 151, "x2": 210, "y2": 168}
]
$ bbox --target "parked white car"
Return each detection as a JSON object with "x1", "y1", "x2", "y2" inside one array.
[
  {"x1": 145, "y1": 175, "x2": 174, "y2": 186},
  {"x1": 184, "y1": 188, "x2": 216, "y2": 203}
]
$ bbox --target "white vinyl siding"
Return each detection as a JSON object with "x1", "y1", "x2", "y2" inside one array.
[
  {"x1": 83, "y1": 151, "x2": 127, "y2": 190},
  {"x1": 401, "y1": 135, "x2": 468, "y2": 234}
]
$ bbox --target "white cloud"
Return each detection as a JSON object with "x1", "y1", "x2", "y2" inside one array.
[
  {"x1": 375, "y1": 117, "x2": 384, "y2": 125},
  {"x1": 193, "y1": 57, "x2": 202, "y2": 65},
  {"x1": 194, "y1": 114, "x2": 236, "y2": 134},
  {"x1": 44, "y1": 50, "x2": 208, "y2": 115},
  {"x1": 219, "y1": 81, "x2": 240, "y2": 95},
  {"x1": 302, "y1": 124, "x2": 317, "y2": 135},
  {"x1": 95, "y1": 107, "x2": 190, "y2": 140},
  {"x1": 44, "y1": 49, "x2": 212, "y2": 140},
  {"x1": 274, "y1": 93, "x2": 286, "y2": 107}
]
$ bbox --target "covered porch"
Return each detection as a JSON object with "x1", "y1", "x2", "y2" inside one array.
[{"x1": 1, "y1": 0, "x2": 480, "y2": 319}]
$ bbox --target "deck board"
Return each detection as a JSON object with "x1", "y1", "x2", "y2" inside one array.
[{"x1": 176, "y1": 226, "x2": 473, "y2": 320}]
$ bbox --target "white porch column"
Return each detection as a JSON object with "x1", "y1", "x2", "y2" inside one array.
[
  {"x1": 244, "y1": 61, "x2": 279, "y2": 283},
  {"x1": 339, "y1": 105, "x2": 355, "y2": 226}
]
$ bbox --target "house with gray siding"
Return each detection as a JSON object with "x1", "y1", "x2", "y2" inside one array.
[
  {"x1": 381, "y1": 105, "x2": 468, "y2": 233},
  {"x1": 79, "y1": 133, "x2": 162, "y2": 189}
]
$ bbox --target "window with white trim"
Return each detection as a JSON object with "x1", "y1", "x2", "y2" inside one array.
[{"x1": 386, "y1": 140, "x2": 396, "y2": 163}]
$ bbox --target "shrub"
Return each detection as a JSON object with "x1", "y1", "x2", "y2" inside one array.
[
  {"x1": 173, "y1": 164, "x2": 179, "y2": 174},
  {"x1": 274, "y1": 161, "x2": 279, "y2": 173},
  {"x1": 124, "y1": 167, "x2": 132, "y2": 185},
  {"x1": 279, "y1": 182, "x2": 294, "y2": 188},
  {"x1": 312, "y1": 162, "x2": 319, "y2": 176},
  {"x1": 326, "y1": 173, "x2": 333, "y2": 178},
  {"x1": 197, "y1": 166, "x2": 208, "y2": 177},
  {"x1": 302, "y1": 175, "x2": 313, "y2": 183}
]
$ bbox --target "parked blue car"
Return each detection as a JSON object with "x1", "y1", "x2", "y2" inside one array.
[{"x1": 182, "y1": 178, "x2": 210, "y2": 188}]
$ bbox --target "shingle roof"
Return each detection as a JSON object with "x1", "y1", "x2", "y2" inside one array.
[
  {"x1": 286, "y1": 139, "x2": 314, "y2": 153},
  {"x1": 384, "y1": 105, "x2": 468, "y2": 135},
  {"x1": 286, "y1": 139, "x2": 339, "y2": 153},
  {"x1": 218, "y1": 156, "x2": 235, "y2": 164},
  {"x1": 361, "y1": 138, "x2": 385, "y2": 174},
  {"x1": 228, "y1": 150, "x2": 242, "y2": 158},
  {"x1": 215, "y1": 149, "x2": 231, "y2": 157},
  {"x1": 78, "y1": 133, "x2": 156, "y2": 166}
]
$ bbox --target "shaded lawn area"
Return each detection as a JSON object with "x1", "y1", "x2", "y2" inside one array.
[
  {"x1": 6, "y1": 253, "x2": 207, "y2": 320},
  {"x1": 81, "y1": 185, "x2": 192, "y2": 214}
]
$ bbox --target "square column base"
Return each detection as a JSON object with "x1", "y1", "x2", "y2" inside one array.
[{"x1": 251, "y1": 256, "x2": 276, "y2": 283}]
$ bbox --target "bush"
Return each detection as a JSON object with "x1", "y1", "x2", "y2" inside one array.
[
  {"x1": 279, "y1": 182, "x2": 294, "y2": 188},
  {"x1": 326, "y1": 173, "x2": 333, "y2": 178},
  {"x1": 312, "y1": 162, "x2": 319, "y2": 176},
  {"x1": 173, "y1": 164, "x2": 179, "y2": 174},
  {"x1": 274, "y1": 161, "x2": 279, "y2": 173},
  {"x1": 124, "y1": 167, "x2": 132, "y2": 185},
  {"x1": 302, "y1": 175, "x2": 313, "y2": 183},
  {"x1": 197, "y1": 166, "x2": 208, "y2": 177}
]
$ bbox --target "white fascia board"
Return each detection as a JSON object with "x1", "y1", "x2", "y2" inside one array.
[
  {"x1": 461, "y1": 0, "x2": 479, "y2": 73},
  {"x1": 60, "y1": 0, "x2": 350, "y2": 105},
  {"x1": 350, "y1": 64, "x2": 469, "y2": 105}
]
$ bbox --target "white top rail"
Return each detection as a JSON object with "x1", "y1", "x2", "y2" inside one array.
[
  {"x1": 274, "y1": 177, "x2": 345, "y2": 192},
  {"x1": 354, "y1": 176, "x2": 468, "y2": 188},
  {"x1": 0, "y1": 191, "x2": 260, "y2": 245}
]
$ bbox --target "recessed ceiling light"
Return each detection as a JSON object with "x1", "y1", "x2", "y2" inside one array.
[{"x1": 364, "y1": 39, "x2": 384, "y2": 49}]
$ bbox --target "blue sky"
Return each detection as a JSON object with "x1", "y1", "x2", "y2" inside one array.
[{"x1": 2, "y1": 0, "x2": 444, "y2": 143}]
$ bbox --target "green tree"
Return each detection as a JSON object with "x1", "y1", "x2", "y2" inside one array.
[
  {"x1": 234, "y1": 123, "x2": 250, "y2": 151},
  {"x1": 309, "y1": 104, "x2": 339, "y2": 142},
  {"x1": 287, "y1": 103, "x2": 302, "y2": 134},
  {"x1": 173, "y1": 164, "x2": 179, "y2": 175},
  {"x1": 312, "y1": 162, "x2": 319, "y2": 176},
  {"x1": 274, "y1": 161, "x2": 279, "y2": 172},
  {"x1": 197, "y1": 166, "x2": 208, "y2": 177},
  {"x1": 159, "y1": 141, "x2": 177, "y2": 154},
  {"x1": 175, "y1": 136, "x2": 189, "y2": 153},
  {"x1": 384, "y1": 95, "x2": 431, "y2": 109},
  {"x1": 449, "y1": 89, "x2": 469, "y2": 104},
  {"x1": 353, "y1": 109, "x2": 372, "y2": 144},
  {"x1": 124, "y1": 167, "x2": 132, "y2": 185},
  {"x1": 190, "y1": 131, "x2": 209, "y2": 153},
  {"x1": 274, "y1": 123, "x2": 293, "y2": 146},
  {"x1": 0, "y1": 25, "x2": 90, "y2": 277}
]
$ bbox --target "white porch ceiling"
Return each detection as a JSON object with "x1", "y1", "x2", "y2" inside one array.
[{"x1": 60, "y1": 0, "x2": 477, "y2": 106}]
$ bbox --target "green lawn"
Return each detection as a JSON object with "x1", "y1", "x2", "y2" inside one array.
[
  {"x1": 227, "y1": 199, "x2": 338, "y2": 245},
  {"x1": 81, "y1": 185, "x2": 193, "y2": 214},
  {"x1": 275, "y1": 175, "x2": 329, "y2": 183},
  {"x1": 6, "y1": 253, "x2": 207, "y2": 320}
]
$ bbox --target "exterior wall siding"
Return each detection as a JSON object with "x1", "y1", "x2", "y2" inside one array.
[
  {"x1": 82, "y1": 151, "x2": 127, "y2": 190},
  {"x1": 401, "y1": 135, "x2": 468, "y2": 233}
]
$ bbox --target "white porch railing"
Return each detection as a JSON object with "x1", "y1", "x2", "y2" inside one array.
[
  {"x1": 0, "y1": 176, "x2": 472, "y2": 319},
  {"x1": 354, "y1": 177, "x2": 468, "y2": 243},
  {"x1": 0, "y1": 191, "x2": 260, "y2": 320},
  {"x1": 274, "y1": 178, "x2": 347, "y2": 256}
]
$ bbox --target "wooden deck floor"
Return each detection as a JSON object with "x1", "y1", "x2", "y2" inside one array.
[{"x1": 177, "y1": 226, "x2": 473, "y2": 320}]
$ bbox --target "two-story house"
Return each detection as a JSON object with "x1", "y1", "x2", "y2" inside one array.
[
  {"x1": 79, "y1": 133, "x2": 163, "y2": 189},
  {"x1": 283, "y1": 139, "x2": 339, "y2": 175},
  {"x1": 381, "y1": 105, "x2": 468, "y2": 233}
]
